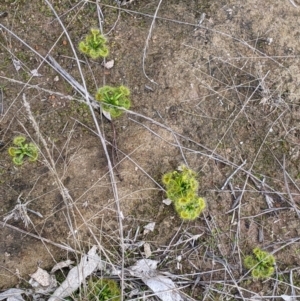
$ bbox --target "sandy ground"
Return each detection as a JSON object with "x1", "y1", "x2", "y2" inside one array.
[{"x1": 1, "y1": 0, "x2": 300, "y2": 298}]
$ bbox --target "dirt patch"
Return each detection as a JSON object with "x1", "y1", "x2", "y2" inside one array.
[{"x1": 1, "y1": 0, "x2": 300, "y2": 298}]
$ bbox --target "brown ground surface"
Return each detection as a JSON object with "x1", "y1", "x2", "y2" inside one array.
[{"x1": 1, "y1": 0, "x2": 300, "y2": 299}]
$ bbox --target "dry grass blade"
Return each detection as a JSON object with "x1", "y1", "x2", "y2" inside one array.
[
  {"x1": 288, "y1": 0, "x2": 298, "y2": 7},
  {"x1": 283, "y1": 155, "x2": 300, "y2": 218}
]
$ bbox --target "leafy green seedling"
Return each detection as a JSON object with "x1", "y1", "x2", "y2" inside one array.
[
  {"x1": 87, "y1": 278, "x2": 121, "y2": 301},
  {"x1": 162, "y1": 165, "x2": 206, "y2": 220},
  {"x1": 78, "y1": 28, "x2": 109, "y2": 59},
  {"x1": 244, "y1": 247, "x2": 275, "y2": 279},
  {"x1": 8, "y1": 136, "x2": 38, "y2": 165},
  {"x1": 95, "y1": 85, "x2": 131, "y2": 118}
]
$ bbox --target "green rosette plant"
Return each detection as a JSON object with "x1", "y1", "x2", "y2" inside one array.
[
  {"x1": 78, "y1": 28, "x2": 109, "y2": 59},
  {"x1": 244, "y1": 247, "x2": 275, "y2": 279},
  {"x1": 8, "y1": 136, "x2": 38, "y2": 165},
  {"x1": 175, "y1": 196, "x2": 206, "y2": 220},
  {"x1": 162, "y1": 165, "x2": 206, "y2": 221},
  {"x1": 87, "y1": 278, "x2": 121, "y2": 301},
  {"x1": 95, "y1": 85, "x2": 131, "y2": 118}
]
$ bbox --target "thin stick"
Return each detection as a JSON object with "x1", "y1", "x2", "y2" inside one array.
[
  {"x1": 111, "y1": 121, "x2": 123, "y2": 181},
  {"x1": 43, "y1": 2, "x2": 125, "y2": 297},
  {"x1": 0, "y1": 221, "x2": 77, "y2": 253},
  {"x1": 221, "y1": 160, "x2": 247, "y2": 190},
  {"x1": 283, "y1": 154, "x2": 300, "y2": 218},
  {"x1": 142, "y1": 0, "x2": 163, "y2": 84},
  {"x1": 289, "y1": 0, "x2": 298, "y2": 7},
  {"x1": 0, "y1": 87, "x2": 3, "y2": 115},
  {"x1": 0, "y1": 75, "x2": 75, "y2": 101},
  {"x1": 45, "y1": 55, "x2": 102, "y2": 111}
]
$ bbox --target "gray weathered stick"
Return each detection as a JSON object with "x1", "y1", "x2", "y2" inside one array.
[{"x1": 46, "y1": 55, "x2": 112, "y2": 120}]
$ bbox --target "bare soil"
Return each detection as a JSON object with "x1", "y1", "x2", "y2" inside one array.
[{"x1": 1, "y1": 0, "x2": 300, "y2": 299}]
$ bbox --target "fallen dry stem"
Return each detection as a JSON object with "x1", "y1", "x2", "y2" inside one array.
[
  {"x1": 0, "y1": 220, "x2": 77, "y2": 253},
  {"x1": 43, "y1": 1, "x2": 125, "y2": 296}
]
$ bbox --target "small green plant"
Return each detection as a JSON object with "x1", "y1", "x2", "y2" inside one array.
[
  {"x1": 87, "y1": 278, "x2": 121, "y2": 301},
  {"x1": 95, "y1": 85, "x2": 131, "y2": 118},
  {"x1": 78, "y1": 28, "x2": 109, "y2": 59},
  {"x1": 244, "y1": 247, "x2": 275, "y2": 279},
  {"x1": 162, "y1": 165, "x2": 206, "y2": 220},
  {"x1": 8, "y1": 136, "x2": 38, "y2": 165}
]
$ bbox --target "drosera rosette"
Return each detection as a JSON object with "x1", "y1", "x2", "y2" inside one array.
[
  {"x1": 244, "y1": 247, "x2": 275, "y2": 280},
  {"x1": 8, "y1": 136, "x2": 38, "y2": 166},
  {"x1": 78, "y1": 28, "x2": 109, "y2": 59},
  {"x1": 162, "y1": 165, "x2": 206, "y2": 221},
  {"x1": 95, "y1": 85, "x2": 131, "y2": 118},
  {"x1": 87, "y1": 278, "x2": 121, "y2": 301},
  {"x1": 162, "y1": 165, "x2": 198, "y2": 201},
  {"x1": 175, "y1": 196, "x2": 206, "y2": 221}
]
